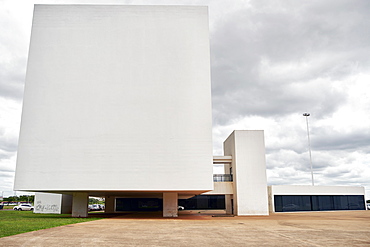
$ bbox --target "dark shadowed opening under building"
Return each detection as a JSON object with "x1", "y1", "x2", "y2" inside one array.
[{"x1": 115, "y1": 195, "x2": 225, "y2": 211}]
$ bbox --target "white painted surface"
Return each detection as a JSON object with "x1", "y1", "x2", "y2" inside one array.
[
  {"x1": 34, "y1": 192, "x2": 62, "y2": 214},
  {"x1": 269, "y1": 185, "x2": 365, "y2": 195},
  {"x1": 14, "y1": 5, "x2": 213, "y2": 192},
  {"x1": 34, "y1": 192, "x2": 72, "y2": 214},
  {"x1": 163, "y1": 192, "x2": 178, "y2": 217},
  {"x1": 224, "y1": 131, "x2": 269, "y2": 216}
]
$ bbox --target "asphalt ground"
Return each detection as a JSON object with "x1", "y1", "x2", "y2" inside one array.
[{"x1": 1, "y1": 210, "x2": 369, "y2": 246}]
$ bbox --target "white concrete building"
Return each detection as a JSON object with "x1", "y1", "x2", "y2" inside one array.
[
  {"x1": 15, "y1": 5, "x2": 213, "y2": 217},
  {"x1": 15, "y1": 5, "x2": 366, "y2": 217},
  {"x1": 205, "y1": 131, "x2": 269, "y2": 216}
]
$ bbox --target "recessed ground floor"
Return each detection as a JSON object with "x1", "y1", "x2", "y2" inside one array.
[
  {"x1": 115, "y1": 195, "x2": 225, "y2": 212},
  {"x1": 115, "y1": 195, "x2": 366, "y2": 213}
]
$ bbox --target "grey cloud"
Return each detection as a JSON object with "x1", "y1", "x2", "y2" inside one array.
[
  {"x1": 266, "y1": 149, "x2": 328, "y2": 173},
  {"x1": 210, "y1": 0, "x2": 370, "y2": 126},
  {"x1": 0, "y1": 135, "x2": 18, "y2": 153},
  {"x1": 267, "y1": 169, "x2": 313, "y2": 185},
  {"x1": 0, "y1": 151, "x2": 15, "y2": 161},
  {"x1": 0, "y1": 6, "x2": 28, "y2": 100},
  {"x1": 318, "y1": 171, "x2": 370, "y2": 185},
  {"x1": 0, "y1": 54, "x2": 26, "y2": 100},
  {"x1": 311, "y1": 128, "x2": 370, "y2": 152},
  {"x1": 0, "y1": 166, "x2": 15, "y2": 173},
  {"x1": 266, "y1": 145, "x2": 370, "y2": 187},
  {"x1": 322, "y1": 168, "x2": 352, "y2": 178},
  {"x1": 0, "y1": 72, "x2": 25, "y2": 100},
  {"x1": 0, "y1": 171, "x2": 15, "y2": 178},
  {"x1": 266, "y1": 150, "x2": 303, "y2": 169}
]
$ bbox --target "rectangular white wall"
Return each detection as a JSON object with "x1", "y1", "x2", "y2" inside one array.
[
  {"x1": 224, "y1": 130, "x2": 269, "y2": 215},
  {"x1": 15, "y1": 5, "x2": 213, "y2": 192},
  {"x1": 34, "y1": 192, "x2": 62, "y2": 214},
  {"x1": 269, "y1": 185, "x2": 366, "y2": 196},
  {"x1": 34, "y1": 192, "x2": 72, "y2": 214}
]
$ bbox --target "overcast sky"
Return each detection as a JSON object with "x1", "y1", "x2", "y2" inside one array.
[{"x1": 1, "y1": 0, "x2": 369, "y2": 199}]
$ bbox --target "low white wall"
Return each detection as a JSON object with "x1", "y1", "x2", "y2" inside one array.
[
  {"x1": 34, "y1": 192, "x2": 62, "y2": 214},
  {"x1": 34, "y1": 192, "x2": 72, "y2": 214},
  {"x1": 270, "y1": 185, "x2": 365, "y2": 195}
]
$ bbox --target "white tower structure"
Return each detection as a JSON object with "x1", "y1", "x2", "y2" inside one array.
[
  {"x1": 224, "y1": 131, "x2": 269, "y2": 215},
  {"x1": 15, "y1": 5, "x2": 213, "y2": 217}
]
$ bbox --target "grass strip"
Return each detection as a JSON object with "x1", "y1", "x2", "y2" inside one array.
[{"x1": 0, "y1": 210, "x2": 101, "y2": 238}]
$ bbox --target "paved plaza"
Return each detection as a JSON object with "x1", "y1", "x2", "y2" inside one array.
[{"x1": 1, "y1": 210, "x2": 369, "y2": 246}]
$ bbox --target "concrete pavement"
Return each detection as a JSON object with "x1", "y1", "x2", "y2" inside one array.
[{"x1": 1, "y1": 210, "x2": 369, "y2": 246}]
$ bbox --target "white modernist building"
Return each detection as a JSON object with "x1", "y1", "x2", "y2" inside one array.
[
  {"x1": 16, "y1": 5, "x2": 213, "y2": 217},
  {"x1": 15, "y1": 5, "x2": 366, "y2": 217}
]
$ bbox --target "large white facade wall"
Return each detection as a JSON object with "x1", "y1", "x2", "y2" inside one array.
[{"x1": 15, "y1": 5, "x2": 213, "y2": 192}]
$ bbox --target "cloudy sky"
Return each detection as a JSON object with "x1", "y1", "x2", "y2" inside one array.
[{"x1": 1, "y1": 0, "x2": 369, "y2": 199}]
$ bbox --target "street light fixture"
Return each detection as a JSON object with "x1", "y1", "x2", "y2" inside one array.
[{"x1": 303, "y1": 113, "x2": 314, "y2": 186}]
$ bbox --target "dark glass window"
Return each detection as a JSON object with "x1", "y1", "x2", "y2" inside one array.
[
  {"x1": 333, "y1": 196, "x2": 348, "y2": 210},
  {"x1": 274, "y1": 195, "x2": 365, "y2": 212},
  {"x1": 179, "y1": 195, "x2": 225, "y2": 210},
  {"x1": 275, "y1": 195, "x2": 311, "y2": 212},
  {"x1": 116, "y1": 198, "x2": 162, "y2": 211},
  {"x1": 347, "y1": 195, "x2": 365, "y2": 210},
  {"x1": 318, "y1": 195, "x2": 334, "y2": 211},
  {"x1": 116, "y1": 195, "x2": 226, "y2": 211},
  {"x1": 274, "y1": 195, "x2": 283, "y2": 212}
]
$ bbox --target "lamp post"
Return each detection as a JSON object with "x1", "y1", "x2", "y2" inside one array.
[{"x1": 303, "y1": 113, "x2": 314, "y2": 186}]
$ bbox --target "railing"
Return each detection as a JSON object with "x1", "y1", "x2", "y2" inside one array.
[{"x1": 213, "y1": 174, "x2": 233, "y2": 182}]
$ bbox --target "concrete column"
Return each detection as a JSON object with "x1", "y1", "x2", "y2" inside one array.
[
  {"x1": 61, "y1": 194, "x2": 73, "y2": 214},
  {"x1": 72, "y1": 192, "x2": 88, "y2": 217},
  {"x1": 225, "y1": 194, "x2": 233, "y2": 215},
  {"x1": 163, "y1": 192, "x2": 178, "y2": 217},
  {"x1": 105, "y1": 196, "x2": 115, "y2": 213}
]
